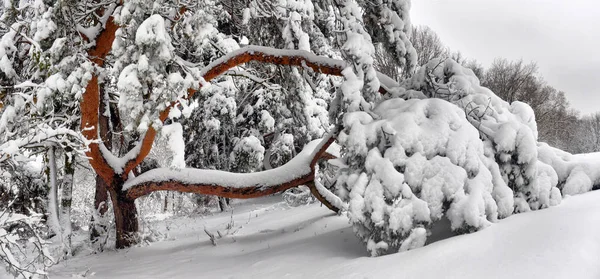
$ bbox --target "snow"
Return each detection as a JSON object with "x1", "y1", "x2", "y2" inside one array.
[
  {"x1": 48, "y1": 191, "x2": 600, "y2": 279},
  {"x1": 338, "y1": 97, "x2": 515, "y2": 254},
  {"x1": 400, "y1": 58, "x2": 560, "y2": 212},
  {"x1": 314, "y1": 164, "x2": 347, "y2": 211},
  {"x1": 375, "y1": 0, "x2": 417, "y2": 72},
  {"x1": 161, "y1": 123, "x2": 186, "y2": 170},
  {"x1": 0, "y1": 126, "x2": 86, "y2": 163},
  {"x1": 32, "y1": 10, "x2": 56, "y2": 42},
  {"x1": 242, "y1": 8, "x2": 251, "y2": 25},
  {"x1": 0, "y1": 105, "x2": 15, "y2": 136},
  {"x1": 538, "y1": 143, "x2": 600, "y2": 195},
  {"x1": 135, "y1": 14, "x2": 172, "y2": 61}
]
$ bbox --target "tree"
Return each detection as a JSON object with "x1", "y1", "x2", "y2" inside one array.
[
  {"x1": 0, "y1": 0, "x2": 416, "y2": 250},
  {"x1": 410, "y1": 25, "x2": 447, "y2": 67},
  {"x1": 482, "y1": 58, "x2": 538, "y2": 103}
]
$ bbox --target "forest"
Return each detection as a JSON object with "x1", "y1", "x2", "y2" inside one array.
[{"x1": 1, "y1": 0, "x2": 600, "y2": 278}]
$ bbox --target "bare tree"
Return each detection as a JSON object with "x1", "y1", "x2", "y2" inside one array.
[
  {"x1": 482, "y1": 58, "x2": 538, "y2": 103},
  {"x1": 410, "y1": 25, "x2": 448, "y2": 67}
]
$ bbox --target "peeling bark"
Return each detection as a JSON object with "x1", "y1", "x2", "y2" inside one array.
[
  {"x1": 126, "y1": 172, "x2": 315, "y2": 201},
  {"x1": 90, "y1": 77, "x2": 113, "y2": 244}
]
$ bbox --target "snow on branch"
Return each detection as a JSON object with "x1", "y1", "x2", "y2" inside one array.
[
  {"x1": 124, "y1": 133, "x2": 337, "y2": 202},
  {"x1": 0, "y1": 127, "x2": 88, "y2": 164}
]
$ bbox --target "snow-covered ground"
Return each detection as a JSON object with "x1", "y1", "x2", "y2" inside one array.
[{"x1": 47, "y1": 192, "x2": 600, "y2": 279}]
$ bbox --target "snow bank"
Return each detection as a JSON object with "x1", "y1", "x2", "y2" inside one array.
[{"x1": 338, "y1": 58, "x2": 580, "y2": 255}]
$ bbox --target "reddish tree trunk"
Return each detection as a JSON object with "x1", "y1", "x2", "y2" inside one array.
[
  {"x1": 108, "y1": 176, "x2": 139, "y2": 249},
  {"x1": 90, "y1": 78, "x2": 113, "y2": 243}
]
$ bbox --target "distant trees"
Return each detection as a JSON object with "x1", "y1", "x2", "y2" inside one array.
[
  {"x1": 481, "y1": 58, "x2": 538, "y2": 103},
  {"x1": 570, "y1": 113, "x2": 600, "y2": 153}
]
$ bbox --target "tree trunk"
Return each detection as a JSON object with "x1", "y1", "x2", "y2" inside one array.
[
  {"x1": 60, "y1": 150, "x2": 74, "y2": 256},
  {"x1": 46, "y1": 146, "x2": 61, "y2": 240},
  {"x1": 163, "y1": 192, "x2": 169, "y2": 213},
  {"x1": 90, "y1": 175, "x2": 109, "y2": 242},
  {"x1": 90, "y1": 78, "x2": 116, "y2": 244},
  {"x1": 109, "y1": 176, "x2": 139, "y2": 249},
  {"x1": 218, "y1": 197, "x2": 229, "y2": 212}
]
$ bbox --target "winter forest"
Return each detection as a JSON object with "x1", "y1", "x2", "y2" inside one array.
[{"x1": 2, "y1": 0, "x2": 600, "y2": 278}]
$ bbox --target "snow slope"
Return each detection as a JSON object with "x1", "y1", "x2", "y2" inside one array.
[{"x1": 49, "y1": 192, "x2": 600, "y2": 279}]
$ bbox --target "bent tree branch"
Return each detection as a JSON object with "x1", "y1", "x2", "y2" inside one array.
[{"x1": 124, "y1": 133, "x2": 341, "y2": 212}]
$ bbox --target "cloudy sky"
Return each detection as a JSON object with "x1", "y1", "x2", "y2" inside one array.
[{"x1": 410, "y1": 0, "x2": 600, "y2": 115}]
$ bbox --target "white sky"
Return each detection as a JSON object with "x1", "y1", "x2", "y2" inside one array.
[{"x1": 411, "y1": 0, "x2": 600, "y2": 115}]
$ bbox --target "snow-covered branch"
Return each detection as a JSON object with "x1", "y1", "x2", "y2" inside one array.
[
  {"x1": 124, "y1": 134, "x2": 338, "y2": 206},
  {"x1": 0, "y1": 127, "x2": 87, "y2": 164}
]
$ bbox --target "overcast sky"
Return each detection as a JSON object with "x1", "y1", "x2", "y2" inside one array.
[{"x1": 410, "y1": 0, "x2": 600, "y2": 115}]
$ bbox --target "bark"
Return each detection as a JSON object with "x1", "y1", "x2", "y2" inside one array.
[
  {"x1": 306, "y1": 181, "x2": 340, "y2": 214},
  {"x1": 108, "y1": 176, "x2": 139, "y2": 249}
]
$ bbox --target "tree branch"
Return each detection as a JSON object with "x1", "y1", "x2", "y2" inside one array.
[{"x1": 124, "y1": 132, "x2": 339, "y2": 213}]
